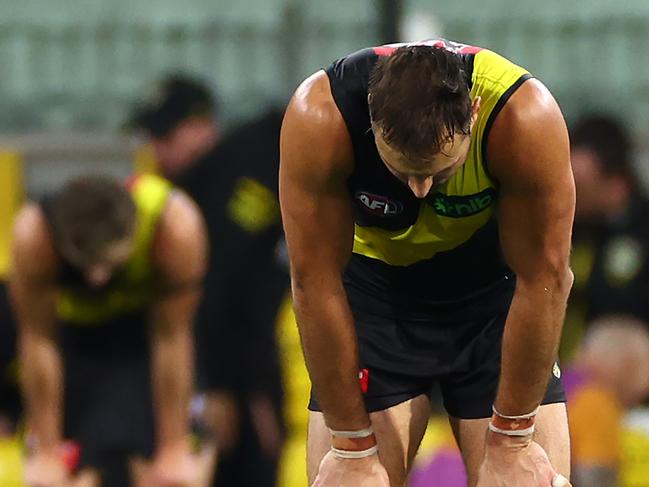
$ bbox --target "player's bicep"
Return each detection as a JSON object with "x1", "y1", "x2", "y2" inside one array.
[
  {"x1": 490, "y1": 80, "x2": 575, "y2": 285},
  {"x1": 151, "y1": 192, "x2": 206, "y2": 332},
  {"x1": 9, "y1": 205, "x2": 58, "y2": 335},
  {"x1": 279, "y1": 74, "x2": 355, "y2": 281},
  {"x1": 155, "y1": 192, "x2": 207, "y2": 291}
]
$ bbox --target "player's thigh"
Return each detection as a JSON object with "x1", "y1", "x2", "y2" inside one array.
[
  {"x1": 307, "y1": 394, "x2": 430, "y2": 487},
  {"x1": 449, "y1": 402, "x2": 570, "y2": 487}
]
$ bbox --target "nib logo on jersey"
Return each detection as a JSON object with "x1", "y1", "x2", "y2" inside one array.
[
  {"x1": 428, "y1": 188, "x2": 497, "y2": 218},
  {"x1": 355, "y1": 191, "x2": 404, "y2": 216}
]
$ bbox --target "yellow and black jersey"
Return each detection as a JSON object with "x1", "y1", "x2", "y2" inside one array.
[
  {"x1": 325, "y1": 39, "x2": 531, "y2": 306},
  {"x1": 41, "y1": 174, "x2": 172, "y2": 326}
]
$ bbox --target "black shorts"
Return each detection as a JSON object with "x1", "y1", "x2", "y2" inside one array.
[
  {"x1": 61, "y1": 316, "x2": 155, "y2": 470},
  {"x1": 309, "y1": 277, "x2": 565, "y2": 419}
]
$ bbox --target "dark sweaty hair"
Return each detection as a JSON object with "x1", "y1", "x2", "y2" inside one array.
[
  {"x1": 48, "y1": 175, "x2": 136, "y2": 266},
  {"x1": 570, "y1": 113, "x2": 634, "y2": 183},
  {"x1": 368, "y1": 45, "x2": 473, "y2": 162}
]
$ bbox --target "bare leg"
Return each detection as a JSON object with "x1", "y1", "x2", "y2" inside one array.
[
  {"x1": 307, "y1": 394, "x2": 430, "y2": 487},
  {"x1": 449, "y1": 402, "x2": 571, "y2": 487}
]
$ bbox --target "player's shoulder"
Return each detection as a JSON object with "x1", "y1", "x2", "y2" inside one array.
[
  {"x1": 152, "y1": 189, "x2": 206, "y2": 278},
  {"x1": 283, "y1": 70, "x2": 353, "y2": 177},
  {"x1": 157, "y1": 190, "x2": 205, "y2": 247},
  {"x1": 12, "y1": 203, "x2": 58, "y2": 278},
  {"x1": 500, "y1": 78, "x2": 561, "y2": 125},
  {"x1": 287, "y1": 70, "x2": 344, "y2": 131},
  {"x1": 487, "y1": 77, "x2": 568, "y2": 172}
]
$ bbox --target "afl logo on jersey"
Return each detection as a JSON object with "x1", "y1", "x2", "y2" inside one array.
[{"x1": 355, "y1": 191, "x2": 403, "y2": 216}]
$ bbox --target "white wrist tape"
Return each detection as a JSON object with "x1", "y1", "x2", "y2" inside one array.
[
  {"x1": 488, "y1": 422, "x2": 535, "y2": 437},
  {"x1": 552, "y1": 474, "x2": 570, "y2": 487},
  {"x1": 492, "y1": 405, "x2": 540, "y2": 420},
  {"x1": 329, "y1": 426, "x2": 374, "y2": 439},
  {"x1": 331, "y1": 445, "x2": 378, "y2": 459}
]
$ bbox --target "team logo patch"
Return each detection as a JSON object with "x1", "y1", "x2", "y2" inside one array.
[{"x1": 355, "y1": 191, "x2": 403, "y2": 216}]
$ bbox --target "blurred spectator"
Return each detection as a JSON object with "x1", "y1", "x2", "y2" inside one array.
[
  {"x1": 131, "y1": 74, "x2": 289, "y2": 487},
  {"x1": 564, "y1": 315, "x2": 649, "y2": 486},
  {"x1": 563, "y1": 114, "x2": 649, "y2": 356}
]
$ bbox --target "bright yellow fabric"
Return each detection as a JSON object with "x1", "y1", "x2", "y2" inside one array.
[
  {"x1": 56, "y1": 174, "x2": 172, "y2": 324},
  {"x1": 413, "y1": 415, "x2": 459, "y2": 468},
  {"x1": 0, "y1": 435, "x2": 25, "y2": 487},
  {"x1": 276, "y1": 295, "x2": 310, "y2": 487},
  {"x1": 620, "y1": 424, "x2": 649, "y2": 486},
  {"x1": 352, "y1": 49, "x2": 529, "y2": 266},
  {"x1": 569, "y1": 384, "x2": 622, "y2": 467},
  {"x1": 227, "y1": 178, "x2": 280, "y2": 234},
  {"x1": 0, "y1": 150, "x2": 24, "y2": 280}
]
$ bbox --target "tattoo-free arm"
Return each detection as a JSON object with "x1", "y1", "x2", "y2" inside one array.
[
  {"x1": 150, "y1": 191, "x2": 207, "y2": 451},
  {"x1": 10, "y1": 205, "x2": 62, "y2": 453},
  {"x1": 489, "y1": 79, "x2": 575, "y2": 415},
  {"x1": 280, "y1": 71, "x2": 369, "y2": 430}
]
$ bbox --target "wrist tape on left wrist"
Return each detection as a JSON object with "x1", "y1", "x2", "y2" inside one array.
[
  {"x1": 489, "y1": 405, "x2": 538, "y2": 437},
  {"x1": 331, "y1": 445, "x2": 378, "y2": 459}
]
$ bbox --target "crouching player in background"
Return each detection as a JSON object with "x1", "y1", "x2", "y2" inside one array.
[{"x1": 9, "y1": 174, "x2": 207, "y2": 487}]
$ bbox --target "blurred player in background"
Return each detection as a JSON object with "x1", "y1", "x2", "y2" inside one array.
[
  {"x1": 564, "y1": 114, "x2": 649, "y2": 354},
  {"x1": 132, "y1": 75, "x2": 288, "y2": 487},
  {"x1": 280, "y1": 40, "x2": 574, "y2": 486},
  {"x1": 564, "y1": 315, "x2": 649, "y2": 487},
  {"x1": 10, "y1": 174, "x2": 206, "y2": 487}
]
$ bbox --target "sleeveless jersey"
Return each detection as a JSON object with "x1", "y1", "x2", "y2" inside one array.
[
  {"x1": 42, "y1": 174, "x2": 172, "y2": 325},
  {"x1": 325, "y1": 39, "x2": 532, "y2": 306}
]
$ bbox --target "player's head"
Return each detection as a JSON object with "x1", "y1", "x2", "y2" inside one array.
[
  {"x1": 130, "y1": 74, "x2": 220, "y2": 178},
  {"x1": 570, "y1": 114, "x2": 635, "y2": 222},
  {"x1": 48, "y1": 176, "x2": 137, "y2": 287},
  {"x1": 368, "y1": 45, "x2": 480, "y2": 198},
  {"x1": 578, "y1": 315, "x2": 649, "y2": 408}
]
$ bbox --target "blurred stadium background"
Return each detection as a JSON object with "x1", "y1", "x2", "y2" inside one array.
[{"x1": 1, "y1": 0, "x2": 649, "y2": 486}]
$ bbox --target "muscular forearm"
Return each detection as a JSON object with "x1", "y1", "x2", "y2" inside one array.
[
  {"x1": 151, "y1": 322, "x2": 193, "y2": 449},
  {"x1": 495, "y1": 273, "x2": 571, "y2": 415},
  {"x1": 293, "y1": 279, "x2": 369, "y2": 430},
  {"x1": 20, "y1": 331, "x2": 63, "y2": 450}
]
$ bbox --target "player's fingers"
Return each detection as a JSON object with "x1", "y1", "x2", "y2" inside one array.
[{"x1": 551, "y1": 473, "x2": 572, "y2": 487}]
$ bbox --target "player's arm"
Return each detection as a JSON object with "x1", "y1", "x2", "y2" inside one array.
[
  {"x1": 488, "y1": 78, "x2": 575, "y2": 415},
  {"x1": 9, "y1": 204, "x2": 62, "y2": 454},
  {"x1": 280, "y1": 71, "x2": 369, "y2": 431},
  {"x1": 149, "y1": 191, "x2": 207, "y2": 456}
]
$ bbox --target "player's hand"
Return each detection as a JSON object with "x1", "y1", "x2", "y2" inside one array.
[
  {"x1": 312, "y1": 450, "x2": 390, "y2": 487},
  {"x1": 24, "y1": 450, "x2": 69, "y2": 487},
  {"x1": 140, "y1": 440, "x2": 197, "y2": 487},
  {"x1": 476, "y1": 429, "x2": 572, "y2": 487}
]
